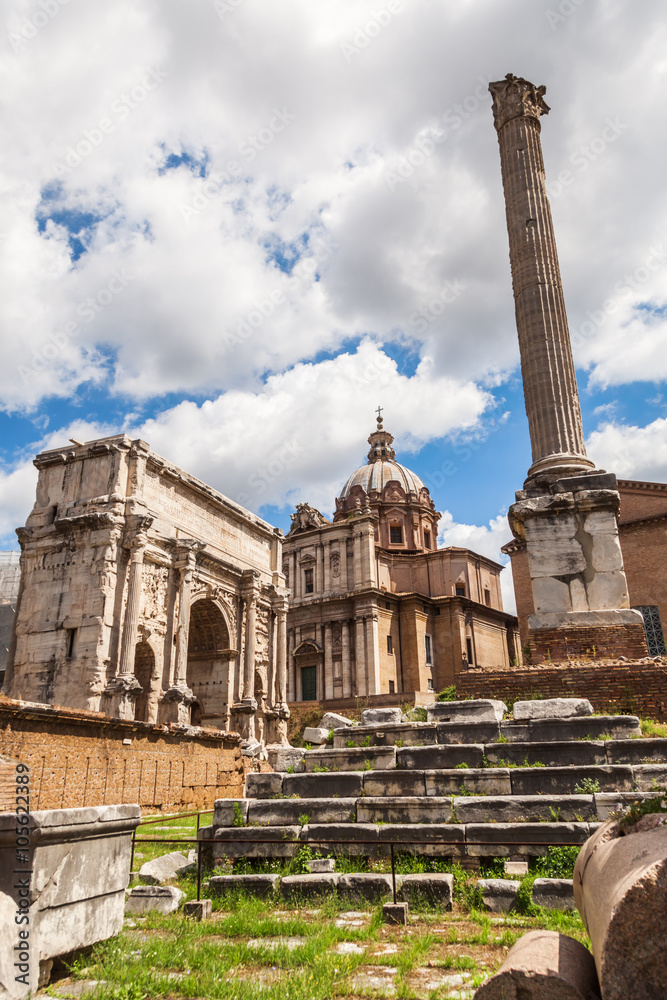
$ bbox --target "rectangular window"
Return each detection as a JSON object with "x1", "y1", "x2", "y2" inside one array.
[
  {"x1": 466, "y1": 637, "x2": 474, "y2": 666},
  {"x1": 427, "y1": 677, "x2": 434, "y2": 691},
  {"x1": 424, "y1": 530, "x2": 431, "y2": 549},
  {"x1": 384, "y1": 600, "x2": 391, "y2": 610},
  {"x1": 484, "y1": 588, "x2": 491, "y2": 606},
  {"x1": 455, "y1": 585, "x2": 466, "y2": 597},
  {"x1": 66, "y1": 628, "x2": 77, "y2": 658},
  {"x1": 304, "y1": 568, "x2": 314, "y2": 594},
  {"x1": 424, "y1": 633, "x2": 432, "y2": 665},
  {"x1": 301, "y1": 665, "x2": 317, "y2": 700},
  {"x1": 389, "y1": 680, "x2": 395, "y2": 694},
  {"x1": 390, "y1": 525, "x2": 403, "y2": 544},
  {"x1": 387, "y1": 635, "x2": 393, "y2": 654}
]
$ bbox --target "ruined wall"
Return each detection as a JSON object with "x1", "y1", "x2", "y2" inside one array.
[
  {"x1": 456, "y1": 661, "x2": 667, "y2": 721},
  {"x1": 0, "y1": 699, "x2": 245, "y2": 812}
]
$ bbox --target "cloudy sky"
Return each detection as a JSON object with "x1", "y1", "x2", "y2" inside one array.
[{"x1": 2, "y1": 0, "x2": 667, "y2": 612}]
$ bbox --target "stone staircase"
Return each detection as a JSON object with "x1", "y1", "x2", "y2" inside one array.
[{"x1": 198, "y1": 702, "x2": 667, "y2": 872}]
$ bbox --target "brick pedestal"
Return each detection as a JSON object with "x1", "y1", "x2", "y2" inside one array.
[{"x1": 529, "y1": 623, "x2": 648, "y2": 662}]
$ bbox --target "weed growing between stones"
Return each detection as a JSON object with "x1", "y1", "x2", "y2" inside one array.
[
  {"x1": 640, "y1": 717, "x2": 667, "y2": 738},
  {"x1": 574, "y1": 777, "x2": 601, "y2": 793},
  {"x1": 618, "y1": 788, "x2": 667, "y2": 828}
]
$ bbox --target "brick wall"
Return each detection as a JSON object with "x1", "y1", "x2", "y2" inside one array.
[
  {"x1": 456, "y1": 661, "x2": 667, "y2": 720},
  {"x1": 529, "y1": 623, "x2": 648, "y2": 661},
  {"x1": 0, "y1": 699, "x2": 245, "y2": 812}
]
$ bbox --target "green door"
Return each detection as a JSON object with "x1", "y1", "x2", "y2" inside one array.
[{"x1": 301, "y1": 665, "x2": 317, "y2": 701}]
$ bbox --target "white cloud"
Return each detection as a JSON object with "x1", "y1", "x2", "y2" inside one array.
[
  {"x1": 437, "y1": 509, "x2": 516, "y2": 613},
  {"x1": 587, "y1": 416, "x2": 667, "y2": 483}
]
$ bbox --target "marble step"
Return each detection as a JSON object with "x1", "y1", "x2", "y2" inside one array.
[{"x1": 245, "y1": 762, "x2": 664, "y2": 799}]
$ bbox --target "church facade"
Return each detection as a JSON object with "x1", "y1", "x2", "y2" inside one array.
[{"x1": 283, "y1": 417, "x2": 520, "y2": 703}]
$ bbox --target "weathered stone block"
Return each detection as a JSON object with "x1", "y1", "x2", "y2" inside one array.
[
  {"x1": 301, "y1": 823, "x2": 380, "y2": 857},
  {"x1": 454, "y1": 795, "x2": 596, "y2": 825},
  {"x1": 528, "y1": 715, "x2": 641, "y2": 742},
  {"x1": 465, "y1": 822, "x2": 591, "y2": 857},
  {"x1": 426, "y1": 699, "x2": 506, "y2": 724},
  {"x1": 436, "y1": 720, "x2": 500, "y2": 744},
  {"x1": 321, "y1": 712, "x2": 354, "y2": 729},
  {"x1": 632, "y1": 764, "x2": 667, "y2": 791},
  {"x1": 283, "y1": 772, "x2": 363, "y2": 799},
  {"x1": 397, "y1": 744, "x2": 485, "y2": 770},
  {"x1": 334, "y1": 722, "x2": 438, "y2": 748},
  {"x1": 474, "y1": 930, "x2": 599, "y2": 1000},
  {"x1": 307, "y1": 858, "x2": 335, "y2": 873},
  {"x1": 280, "y1": 873, "x2": 339, "y2": 899},
  {"x1": 382, "y1": 902, "x2": 408, "y2": 924},
  {"x1": 499, "y1": 721, "x2": 531, "y2": 742},
  {"x1": 247, "y1": 798, "x2": 356, "y2": 826},
  {"x1": 205, "y1": 825, "x2": 300, "y2": 859},
  {"x1": 303, "y1": 727, "x2": 330, "y2": 745},
  {"x1": 184, "y1": 898, "x2": 212, "y2": 920},
  {"x1": 477, "y1": 878, "x2": 519, "y2": 912},
  {"x1": 208, "y1": 874, "x2": 279, "y2": 897},
  {"x1": 213, "y1": 798, "x2": 249, "y2": 827},
  {"x1": 594, "y1": 791, "x2": 653, "y2": 821},
  {"x1": 338, "y1": 873, "x2": 394, "y2": 902},
  {"x1": 426, "y1": 768, "x2": 511, "y2": 797},
  {"x1": 357, "y1": 796, "x2": 452, "y2": 825},
  {"x1": 245, "y1": 773, "x2": 283, "y2": 799},
  {"x1": 139, "y1": 851, "x2": 190, "y2": 885},
  {"x1": 510, "y1": 765, "x2": 634, "y2": 796},
  {"x1": 606, "y1": 738, "x2": 667, "y2": 764},
  {"x1": 303, "y1": 746, "x2": 397, "y2": 771},
  {"x1": 362, "y1": 770, "x2": 427, "y2": 797},
  {"x1": 362, "y1": 707, "x2": 402, "y2": 725},
  {"x1": 266, "y1": 747, "x2": 305, "y2": 772},
  {"x1": 513, "y1": 698, "x2": 593, "y2": 721},
  {"x1": 399, "y1": 873, "x2": 453, "y2": 907},
  {"x1": 125, "y1": 885, "x2": 184, "y2": 915},
  {"x1": 532, "y1": 878, "x2": 576, "y2": 911},
  {"x1": 378, "y1": 824, "x2": 466, "y2": 857},
  {"x1": 485, "y1": 741, "x2": 606, "y2": 768}
]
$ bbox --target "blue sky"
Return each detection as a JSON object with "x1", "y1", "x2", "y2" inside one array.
[{"x1": 2, "y1": 1, "x2": 667, "y2": 614}]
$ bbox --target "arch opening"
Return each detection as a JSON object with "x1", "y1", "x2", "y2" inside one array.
[{"x1": 186, "y1": 599, "x2": 232, "y2": 729}]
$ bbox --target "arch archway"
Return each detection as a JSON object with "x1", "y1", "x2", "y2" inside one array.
[
  {"x1": 134, "y1": 641, "x2": 155, "y2": 722},
  {"x1": 186, "y1": 599, "x2": 232, "y2": 728}
]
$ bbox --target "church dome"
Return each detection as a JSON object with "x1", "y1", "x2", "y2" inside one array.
[{"x1": 338, "y1": 414, "x2": 425, "y2": 499}]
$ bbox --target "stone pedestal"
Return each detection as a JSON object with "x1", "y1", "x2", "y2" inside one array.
[
  {"x1": 230, "y1": 697, "x2": 257, "y2": 741},
  {"x1": 102, "y1": 673, "x2": 143, "y2": 721},
  {"x1": 160, "y1": 683, "x2": 197, "y2": 725}
]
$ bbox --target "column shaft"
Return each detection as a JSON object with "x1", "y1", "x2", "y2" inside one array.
[
  {"x1": 324, "y1": 622, "x2": 333, "y2": 700},
  {"x1": 341, "y1": 620, "x2": 352, "y2": 698},
  {"x1": 119, "y1": 541, "x2": 146, "y2": 674},
  {"x1": 355, "y1": 616, "x2": 367, "y2": 696}
]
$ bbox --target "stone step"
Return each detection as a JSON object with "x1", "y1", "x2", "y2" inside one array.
[
  {"x1": 357, "y1": 794, "x2": 598, "y2": 825},
  {"x1": 245, "y1": 763, "x2": 645, "y2": 800},
  {"x1": 199, "y1": 820, "x2": 595, "y2": 859},
  {"x1": 247, "y1": 798, "x2": 357, "y2": 826},
  {"x1": 302, "y1": 746, "x2": 397, "y2": 772}
]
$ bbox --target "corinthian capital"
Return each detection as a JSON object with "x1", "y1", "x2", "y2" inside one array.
[{"x1": 489, "y1": 73, "x2": 550, "y2": 132}]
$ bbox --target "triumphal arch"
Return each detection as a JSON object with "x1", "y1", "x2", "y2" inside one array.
[{"x1": 3, "y1": 435, "x2": 289, "y2": 743}]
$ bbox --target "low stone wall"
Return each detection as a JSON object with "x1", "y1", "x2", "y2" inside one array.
[
  {"x1": 456, "y1": 660, "x2": 667, "y2": 721},
  {"x1": 0, "y1": 698, "x2": 244, "y2": 812}
]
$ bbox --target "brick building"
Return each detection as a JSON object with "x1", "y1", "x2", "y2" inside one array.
[
  {"x1": 283, "y1": 416, "x2": 520, "y2": 702},
  {"x1": 504, "y1": 478, "x2": 667, "y2": 656}
]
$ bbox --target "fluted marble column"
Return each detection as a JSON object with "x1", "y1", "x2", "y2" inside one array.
[
  {"x1": 341, "y1": 619, "x2": 352, "y2": 698},
  {"x1": 490, "y1": 74, "x2": 595, "y2": 483},
  {"x1": 161, "y1": 541, "x2": 202, "y2": 725}
]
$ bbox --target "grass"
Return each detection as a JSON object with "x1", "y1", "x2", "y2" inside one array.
[{"x1": 640, "y1": 717, "x2": 667, "y2": 738}]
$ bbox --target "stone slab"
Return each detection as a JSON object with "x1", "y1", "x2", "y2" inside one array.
[
  {"x1": 399, "y1": 873, "x2": 453, "y2": 906},
  {"x1": 303, "y1": 746, "x2": 397, "y2": 771},
  {"x1": 362, "y1": 707, "x2": 402, "y2": 725},
  {"x1": 594, "y1": 791, "x2": 654, "y2": 821},
  {"x1": 207, "y1": 825, "x2": 300, "y2": 859},
  {"x1": 125, "y1": 885, "x2": 184, "y2": 915},
  {"x1": 357, "y1": 796, "x2": 453, "y2": 825},
  {"x1": 477, "y1": 879, "x2": 519, "y2": 912},
  {"x1": 307, "y1": 858, "x2": 335, "y2": 873},
  {"x1": 454, "y1": 795, "x2": 596, "y2": 825},
  {"x1": 321, "y1": 712, "x2": 354, "y2": 729},
  {"x1": 213, "y1": 799, "x2": 249, "y2": 827},
  {"x1": 532, "y1": 878, "x2": 576, "y2": 911},
  {"x1": 382, "y1": 901, "x2": 407, "y2": 924},
  {"x1": 280, "y1": 874, "x2": 339, "y2": 899},
  {"x1": 334, "y1": 722, "x2": 438, "y2": 748},
  {"x1": 209, "y1": 874, "x2": 279, "y2": 897},
  {"x1": 527, "y1": 715, "x2": 641, "y2": 742},
  {"x1": 378, "y1": 824, "x2": 466, "y2": 857},
  {"x1": 426, "y1": 699, "x2": 507, "y2": 724},
  {"x1": 485, "y1": 741, "x2": 607, "y2": 767},
  {"x1": 509, "y1": 765, "x2": 634, "y2": 796},
  {"x1": 247, "y1": 798, "x2": 356, "y2": 826},
  {"x1": 426, "y1": 768, "x2": 511, "y2": 797},
  {"x1": 606, "y1": 738, "x2": 667, "y2": 764},
  {"x1": 474, "y1": 929, "x2": 600, "y2": 1000},
  {"x1": 303, "y1": 727, "x2": 330, "y2": 745},
  {"x1": 338, "y1": 873, "x2": 394, "y2": 902},
  {"x1": 397, "y1": 744, "x2": 486, "y2": 770},
  {"x1": 301, "y1": 823, "x2": 381, "y2": 857},
  {"x1": 513, "y1": 698, "x2": 593, "y2": 721},
  {"x1": 282, "y1": 771, "x2": 363, "y2": 798},
  {"x1": 436, "y1": 721, "x2": 501, "y2": 744},
  {"x1": 465, "y1": 823, "x2": 591, "y2": 857},
  {"x1": 499, "y1": 721, "x2": 531, "y2": 742},
  {"x1": 266, "y1": 747, "x2": 305, "y2": 772},
  {"x1": 244, "y1": 773, "x2": 283, "y2": 798},
  {"x1": 138, "y1": 851, "x2": 190, "y2": 885},
  {"x1": 632, "y1": 764, "x2": 667, "y2": 791},
  {"x1": 184, "y1": 899, "x2": 212, "y2": 920},
  {"x1": 362, "y1": 770, "x2": 427, "y2": 797}
]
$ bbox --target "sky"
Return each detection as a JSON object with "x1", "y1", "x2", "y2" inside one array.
[{"x1": 2, "y1": 0, "x2": 667, "y2": 615}]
